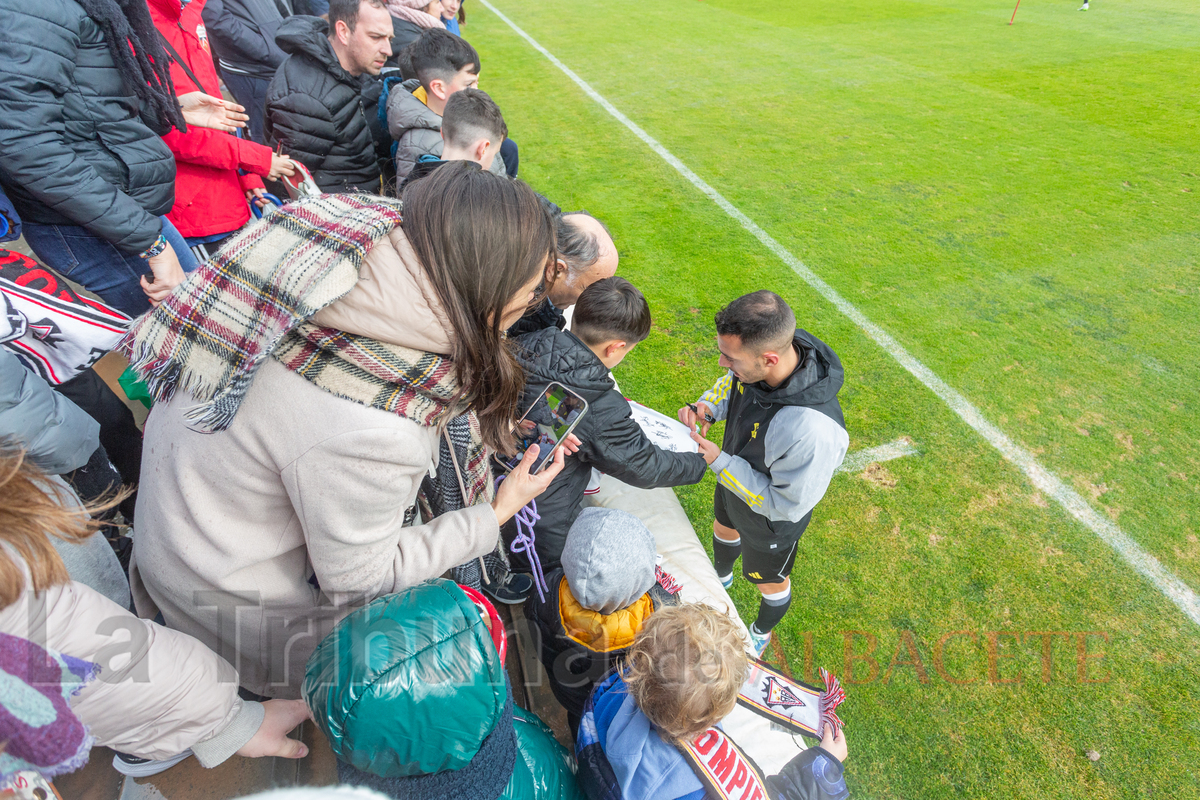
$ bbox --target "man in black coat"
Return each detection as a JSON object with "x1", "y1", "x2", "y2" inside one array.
[
  {"x1": 509, "y1": 277, "x2": 707, "y2": 571},
  {"x1": 265, "y1": 0, "x2": 393, "y2": 193},
  {"x1": 203, "y1": 0, "x2": 293, "y2": 144}
]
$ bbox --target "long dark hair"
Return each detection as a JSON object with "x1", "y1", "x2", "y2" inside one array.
[
  {"x1": 77, "y1": 0, "x2": 185, "y2": 133},
  {"x1": 401, "y1": 163, "x2": 555, "y2": 451}
]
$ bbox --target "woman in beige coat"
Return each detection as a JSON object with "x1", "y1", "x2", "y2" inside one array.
[
  {"x1": 128, "y1": 165, "x2": 570, "y2": 698},
  {"x1": 0, "y1": 449, "x2": 310, "y2": 776}
]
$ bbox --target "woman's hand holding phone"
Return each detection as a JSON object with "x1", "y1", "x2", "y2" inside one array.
[{"x1": 491, "y1": 435, "x2": 581, "y2": 525}]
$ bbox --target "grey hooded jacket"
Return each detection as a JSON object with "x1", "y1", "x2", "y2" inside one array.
[{"x1": 386, "y1": 79, "x2": 506, "y2": 180}]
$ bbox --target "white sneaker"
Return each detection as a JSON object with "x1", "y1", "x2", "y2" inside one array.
[
  {"x1": 112, "y1": 749, "x2": 193, "y2": 777},
  {"x1": 1078, "y1": 3, "x2": 1088, "y2": 9},
  {"x1": 748, "y1": 625, "x2": 771, "y2": 659},
  {"x1": 718, "y1": 572, "x2": 734, "y2": 589}
]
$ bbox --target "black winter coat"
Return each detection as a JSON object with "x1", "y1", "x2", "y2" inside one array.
[
  {"x1": 510, "y1": 328, "x2": 707, "y2": 569},
  {"x1": 202, "y1": 0, "x2": 290, "y2": 81},
  {"x1": 265, "y1": 16, "x2": 385, "y2": 193},
  {"x1": 0, "y1": 0, "x2": 176, "y2": 254}
]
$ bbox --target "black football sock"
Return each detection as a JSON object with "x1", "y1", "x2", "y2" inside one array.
[
  {"x1": 712, "y1": 535, "x2": 741, "y2": 577},
  {"x1": 753, "y1": 586, "x2": 792, "y2": 634}
]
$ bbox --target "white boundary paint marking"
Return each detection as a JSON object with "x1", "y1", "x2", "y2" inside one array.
[
  {"x1": 479, "y1": 0, "x2": 1200, "y2": 626},
  {"x1": 836, "y1": 438, "x2": 920, "y2": 475}
]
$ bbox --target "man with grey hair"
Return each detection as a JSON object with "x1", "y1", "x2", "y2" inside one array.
[{"x1": 507, "y1": 211, "x2": 618, "y2": 337}]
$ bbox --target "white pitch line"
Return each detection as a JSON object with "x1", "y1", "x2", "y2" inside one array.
[
  {"x1": 479, "y1": 0, "x2": 1200, "y2": 627},
  {"x1": 836, "y1": 438, "x2": 920, "y2": 474}
]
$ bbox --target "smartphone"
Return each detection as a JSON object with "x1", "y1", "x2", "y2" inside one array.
[{"x1": 498, "y1": 382, "x2": 589, "y2": 475}]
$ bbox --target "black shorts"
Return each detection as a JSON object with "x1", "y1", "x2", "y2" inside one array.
[{"x1": 714, "y1": 486, "x2": 811, "y2": 584}]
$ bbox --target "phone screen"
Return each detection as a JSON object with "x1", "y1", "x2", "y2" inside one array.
[{"x1": 501, "y1": 383, "x2": 587, "y2": 475}]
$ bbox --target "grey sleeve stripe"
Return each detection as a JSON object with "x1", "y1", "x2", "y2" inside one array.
[{"x1": 192, "y1": 699, "x2": 264, "y2": 768}]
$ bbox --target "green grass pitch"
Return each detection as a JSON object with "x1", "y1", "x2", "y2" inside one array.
[{"x1": 466, "y1": 0, "x2": 1199, "y2": 796}]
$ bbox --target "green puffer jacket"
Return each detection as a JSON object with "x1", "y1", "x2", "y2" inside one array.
[
  {"x1": 304, "y1": 579, "x2": 584, "y2": 800},
  {"x1": 509, "y1": 706, "x2": 581, "y2": 799}
]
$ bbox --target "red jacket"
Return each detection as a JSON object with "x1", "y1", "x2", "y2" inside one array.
[{"x1": 149, "y1": 0, "x2": 273, "y2": 238}]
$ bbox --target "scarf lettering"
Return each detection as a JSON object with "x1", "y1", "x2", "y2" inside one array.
[{"x1": 682, "y1": 727, "x2": 770, "y2": 800}]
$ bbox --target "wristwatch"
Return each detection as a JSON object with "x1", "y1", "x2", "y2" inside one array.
[{"x1": 140, "y1": 233, "x2": 169, "y2": 260}]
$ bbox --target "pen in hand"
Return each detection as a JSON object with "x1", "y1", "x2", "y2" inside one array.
[{"x1": 688, "y1": 403, "x2": 716, "y2": 425}]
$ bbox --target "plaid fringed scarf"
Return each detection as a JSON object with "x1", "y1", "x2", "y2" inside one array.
[
  {"x1": 119, "y1": 193, "x2": 493, "y2": 505},
  {"x1": 276, "y1": 323, "x2": 461, "y2": 429},
  {"x1": 277, "y1": 324, "x2": 494, "y2": 505},
  {"x1": 120, "y1": 194, "x2": 401, "y2": 427}
]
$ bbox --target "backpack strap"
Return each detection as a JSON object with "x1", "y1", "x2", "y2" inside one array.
[
  {"x1": 680, "y1": 727, "x2": 774, "y2": 800},
  {"x1": 377, "y1": 74, "x2": 407, "y2": 159}
]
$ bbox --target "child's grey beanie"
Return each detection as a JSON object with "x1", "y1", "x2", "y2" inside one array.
[{"x1": 562, "y1": 507, "x2": 657, "y2": 615}]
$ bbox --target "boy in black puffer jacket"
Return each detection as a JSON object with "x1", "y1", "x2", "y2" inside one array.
[
  {"x1": 526, "y1": 507, "x2": 679, "y2": 733},
  {"x1": 510, "y1": 277, "x2": 707, "y2": 572}
]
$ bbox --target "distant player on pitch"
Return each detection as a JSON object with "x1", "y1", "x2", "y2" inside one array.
[{"x1": 680, "y1": 291, "x2": 849, "y2": 657}]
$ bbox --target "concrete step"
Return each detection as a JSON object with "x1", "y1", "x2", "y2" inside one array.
[{"x1": 496, "y1": 601, "x2": 572, "y2": 749}]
